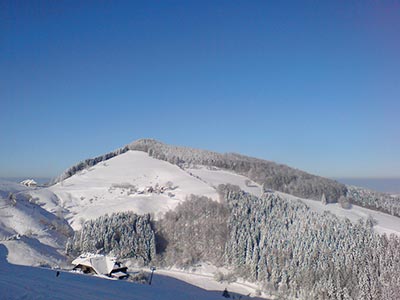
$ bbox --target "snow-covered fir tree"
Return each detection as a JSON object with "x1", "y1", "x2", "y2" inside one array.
[
  {"x1": 67, "y1": 212, "x2": 156, "y2": 264},
  {"x1": 223, "y1": 189, "x2": 400, "y2": 299}
]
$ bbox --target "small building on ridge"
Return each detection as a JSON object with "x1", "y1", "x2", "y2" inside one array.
[{"x1": 20, "y1": 179, "x2": 38, "y2": 187}]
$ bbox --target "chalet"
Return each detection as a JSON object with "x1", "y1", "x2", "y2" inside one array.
[
  {"x1": 72, "y1": 254, "x2": 129, "y2": 279},
  {"x1": 20, "y1": 179, "x2": 38, "y2": 187}
]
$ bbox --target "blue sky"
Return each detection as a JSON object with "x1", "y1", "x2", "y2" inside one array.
[{"x1": 1, "y1": 1, "x2": 399, "y2": 178}]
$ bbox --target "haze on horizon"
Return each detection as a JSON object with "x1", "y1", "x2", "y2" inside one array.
[{"x1": 1, "y1": 1, "x2": 399, "y2": 179}]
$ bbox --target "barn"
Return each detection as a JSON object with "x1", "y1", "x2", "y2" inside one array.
[{"x1": 72, "y1": 254, "x2": 129, "y2": 279}]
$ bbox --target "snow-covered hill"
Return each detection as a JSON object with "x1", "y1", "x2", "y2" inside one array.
[
  {"x1": 46, "y1": 151, "x2": 218, "y2": 230},
  {"x1": 2, "y1": 139, "x2": 400, "y2": 299},
  {"x1": 186, "y1": 166, "x2": 263, "y2": 197},
  {"x1": 185, "y1": 166, "x2": 400, "y2": 236},
  {"x1": 23, "y1": 145, "x2": 400, "y2": 235},
  {"x1": 0, "y1": 244, "x2": 263, "y2": 300},
  {"x1": 0, "y1": 180, "x2": 72, "y2": 267}
]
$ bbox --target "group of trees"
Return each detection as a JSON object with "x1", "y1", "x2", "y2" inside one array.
[
  {"x1": 224, "y1": 189, "x2": 400, "y2": 299},
  {"x1": 65, "y1": 186, "x2": 400, "y2": 299},
  {"x1": 347, "y1": 186, "x2": 400, "y2": 217},
  {"x1": 155, "y1": 195, "x2": 229, "y2": 267},
  {"x1": 66, "y1": 212, "x2": 155, "y2": 264}
]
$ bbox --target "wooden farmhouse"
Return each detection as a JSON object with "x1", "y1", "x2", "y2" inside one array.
[{"x1": 72, "y1": 254, "x2": 129, "y2": 279}]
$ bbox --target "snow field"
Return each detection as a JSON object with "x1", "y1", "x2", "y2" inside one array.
[
  {"x1": 186, "y1": 166, "x2": 263, "y2": 197},
  {"x1": 0, "y1": 244, "x2": 264, "y2": 300},
  {"x1": 186, "y1": 167, "x2": 400, "y2": 236},
  {"x1": 276, "y1": 192, "x2": 400, "y2": 236},
  {"x1": 48, "y1": 151, "x2": 219, "y2": 230}
]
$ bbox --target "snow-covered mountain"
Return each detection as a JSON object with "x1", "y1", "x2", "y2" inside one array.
[
  {"x1": 48, "y1": 150, "x2": 218, "y2": 230},
  {"x1": 27, "y1": 139, "x2": 400, "y2": 235},
  {"x1": 52, "y1": 139, "x2": 348, "y2": 203},
  {"x1": 2, "y1": 139, "x2": 400, "y2": 259},
  {"x1": 2, "y1": 138, "x2": 400, "y2": 299}
]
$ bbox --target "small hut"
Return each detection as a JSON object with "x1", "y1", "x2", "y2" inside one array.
[{"x1": 72, "y1": 254, "x2": 128, "y2": 279}]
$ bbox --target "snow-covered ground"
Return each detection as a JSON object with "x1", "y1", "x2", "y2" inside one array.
[
  {"x1": 0, "y1": 244, "x2": 265, "y2": 300},
  {"x1": 1, "y1": 238, "x2": 66, "y2": 267},
  {"x1": 186, "y1": 166, "x2": 400, "y2": 236},
  {"x1": 0, "y1": 180, "x2": 29, "y2": 199},
  {"x1": 151, "y1": 263, "x2": 269, "y2": 299},
  {"x1": 46, "y1": 151, "x2": 218, "y2": 230},
  {"x1": 186, "y1": 166, "x2": 263, "y2": 197},
  {"x1": 280, "y1": 192, "x2": 400, "y2": 236},
  {"x1": 0, "y1": 180, "x2": 71, "y2": 267}
]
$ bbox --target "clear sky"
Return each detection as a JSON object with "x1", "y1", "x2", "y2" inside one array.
[{"x1": 1, "y1": 1, "x2": 399, "y2": 179}]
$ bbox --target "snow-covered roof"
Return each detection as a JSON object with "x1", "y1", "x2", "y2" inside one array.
[
  {"x1": 20, "y1": 179, "x2": 37, "y2": 186},
  {"x1": 72, "y1": 254, "x2": 119, "y2": 275},
  {"x1": 111, "y1": 271, "x2": 128, "y2": 279}
]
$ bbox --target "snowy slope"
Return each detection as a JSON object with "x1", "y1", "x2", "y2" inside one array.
[
  {"x1": 186, "y1": 166, "x2": 400, "y2": 236},
  {"x1": 47, "y1": 151, "x2": 218, "y2": 230},
  {"x1": 0, "y1": 244, "x2": 265, "y2": 300},
  {"x1": 154, "y1": 265, "x2": 267, "y2": 298},
  {"x1": 0, "y1": 181, "x2": 70, "y2": 243},
  {"x1": 186, "y1": 166, "x2": 263, "y2": 197},
  {"x1": 45, "y1": 152, "x2": 400, "y2": 235},
  {"x1": 1, "y1": 238, "x2": 66, "y2": 267},
  {"x1": 0, "y1": 180, "x2": 30, "y2": 200},
  {"x1": 44, "y1": 139, "x2": 400, "y2": 236},
  {"x1": 0, "y1": 180, "x2": 72, "y2": 267},
  {"x1": 279, "y1": 192, "x2": 400, "y2": 236}
]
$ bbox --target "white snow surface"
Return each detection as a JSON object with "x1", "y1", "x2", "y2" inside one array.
[
  {"x1": 72, "y1": 253, "x2": 118, "y2": 275},
  {"x1": 151, "y1": 262, "x2": 269, "y2": 299},
  {"x1": 48, "y1": 151, "x2": 218, "y2": 230},
  {"x1": 185, "y1": 166, "x2": 400, "y2": 236},
  {"x1": 1, "y1": 238, "x2": 66, "y2": 267},
  {"x1": 277, "y1": 192, "x2": 400, "y2": 236},
  {"x1": 186, "y1": 166, "x2": 263, "y2": 197},
  {"x1": 0, "y1": 180, "x2": 70, "y2": 268},
  {"x1": 0, "y1": 180, "x2": 29, "y2": 198},
  {"x1": 0, "y1": 244, "x2": 265, "y2": 300}
]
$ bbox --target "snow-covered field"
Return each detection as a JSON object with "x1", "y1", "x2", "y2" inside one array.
[
  {"x1": 153, "y1": 263, "x2": 268, "y2": 298},
  {"x1": 0, "y1": 180, "x2": 70, "y2": 267},
  {"x1": 186, "y1": 166, "x2": 263, "y2": 197},
  {"x1": 288, "y1": 193, "x2": 400, "y2": 236},
  {"x1": 47, "y1": 151, "x2": 218, "y2": 229},
  {"x1": 0, "y1": 244, "x2": 264, "y2": 300}
]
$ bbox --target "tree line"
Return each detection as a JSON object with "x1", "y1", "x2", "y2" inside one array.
[{"x1": 67, "y1": 186, "x2": 400, "y2": 299}]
